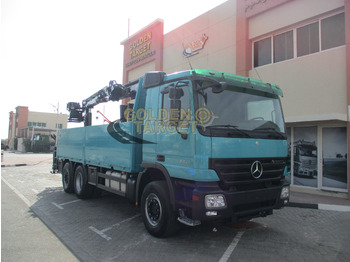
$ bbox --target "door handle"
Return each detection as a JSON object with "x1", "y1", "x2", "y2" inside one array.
[{"x1": 157, "y1": 155, "x2": 165, "y2": 162}]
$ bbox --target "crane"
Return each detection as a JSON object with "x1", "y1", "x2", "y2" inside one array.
[{"x1": 66, "y1": 80, "x2": 136, "y2": 126}]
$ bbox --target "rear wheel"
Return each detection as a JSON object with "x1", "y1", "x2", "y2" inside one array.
[
  {"x1": 141, "y1": 181, "x2": 179, "y2": 237},
  {"x1": 62, "y1": 162, "x2": 74, "y2": 193},
  {"x1": 74, "y1": 165, "x2": 94, "y2": 199}
]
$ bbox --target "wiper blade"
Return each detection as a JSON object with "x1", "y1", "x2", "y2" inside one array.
[
  {"x1": 206, "y1": 124, "x2": 238, "y2": 129},
  {"x1": 206, "y1": 125, "x2": 251, "y2": 138}
]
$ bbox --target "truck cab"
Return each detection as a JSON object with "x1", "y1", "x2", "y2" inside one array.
[{"x1": 54, "y1": 69, "x2": 290, "y2": 237}]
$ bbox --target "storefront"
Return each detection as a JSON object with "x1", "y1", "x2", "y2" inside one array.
[
  {"x1": 121, "y1": 0, "x2": 350, "y2": 197},
  {"x1": 286, "y1": 124, "x2": 347, "y2": 193}
]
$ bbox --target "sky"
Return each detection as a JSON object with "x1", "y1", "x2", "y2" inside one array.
[{"x1": 1, "y1": 0, "x2": 227, "y2": 139}]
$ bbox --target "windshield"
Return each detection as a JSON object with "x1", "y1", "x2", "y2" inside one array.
[{"x1": 195, "y1": 81, "x2": 286, "y2": 139}]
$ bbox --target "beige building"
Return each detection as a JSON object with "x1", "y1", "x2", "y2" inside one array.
[
  {"x1": 120, "y1": 0, "x2": 349, "y2": 196},
  {"x1": 8, "y1": 106, "x2": 68, "y2": 151}
]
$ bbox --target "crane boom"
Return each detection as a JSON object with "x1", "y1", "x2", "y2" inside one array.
[{"x1": 67, "y1": 80, "x2": 135, "y2": 126}]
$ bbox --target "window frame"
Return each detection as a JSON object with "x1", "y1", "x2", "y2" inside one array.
[
  {"x1": 160, "y1": 81, "x2": 192, "y2": 124},
  {"x1": 296, "y1": 21, "x2": 320, "y2": 57},
  {"x1": 320, "y1": 12, "x2": 345, "y2": 51},
  {"x1": 252, "y1": 11, "x2": 345, "y2": 68},
  {"x1": 253, "y1": 37, "x2": 272, "y2": 67},
  {"x1": 273, "y1": 30, "x2": 294, "y2": 63}
]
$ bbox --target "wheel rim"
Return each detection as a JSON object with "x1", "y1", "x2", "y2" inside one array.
[
  {"x1": 145, "y1": 193, "x2": 162, "y2": 227},
  {"x1": 75, "y1": 171, "x2": 83, "y2": 193}
]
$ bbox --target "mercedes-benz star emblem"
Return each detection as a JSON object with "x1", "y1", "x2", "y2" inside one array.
[{"x1": 251, "y1": 161, "x2": 263, "y2": 179}]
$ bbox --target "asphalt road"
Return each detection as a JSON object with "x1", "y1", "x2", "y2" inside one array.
[{"x1": 2, "y1": 160, "x2": 350, "y2": 262}]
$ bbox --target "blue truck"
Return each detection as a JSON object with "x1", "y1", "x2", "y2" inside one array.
[{"x1": 52, "y1": 69, "x2": 290, "y2": 237}]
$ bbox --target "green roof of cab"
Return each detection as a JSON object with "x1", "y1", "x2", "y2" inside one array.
[
  {"x1": 163, "y1": 69, "x2": 283, "y2": 97},
  {"x1": 191, "y1": 69, "x2": 283, "y2": 97}
]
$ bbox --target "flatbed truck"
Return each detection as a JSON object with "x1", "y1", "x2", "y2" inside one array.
[{"x1": 52, "y1": 69, "x2": 290, "y2": 237}]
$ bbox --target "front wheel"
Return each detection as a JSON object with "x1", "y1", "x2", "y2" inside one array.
[
  {"x1": 141, "y1": 181, "x2": 179, "y2": 237},
  {"x1": 74, "y1": 165, "x2": 94, "y2": 199}
]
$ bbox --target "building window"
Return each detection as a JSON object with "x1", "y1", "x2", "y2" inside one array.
[
  {"x1": 274, "y1": 30, "x2": 293, "y2": 63},
  {"x1": 56, "y1": 124, "x2": 63, "y2": 129},
  {"x1": 297, "y1": 22, "x2": 319, "y2": 57},
  {"x1": 254, "y1": 37, "x2": 271, "y2": 67},
  {"x1": 321, "y1": 13, "x2": 345, "y2": 51},
  {"x1": 253, "y1": 12, "x2": 345, "y2": 67},
  {"x1": 28, "y1": 122, "x2": 47, "y2": 128}
]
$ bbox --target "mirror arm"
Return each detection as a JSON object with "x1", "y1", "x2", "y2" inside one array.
[{"x1": 175, "y1": 125, "x2": 188, "y2": 139}]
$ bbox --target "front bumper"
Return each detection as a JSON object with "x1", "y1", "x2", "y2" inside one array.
[{"x1": 188, "y1": 180, "x2": 289, "y2": 222}]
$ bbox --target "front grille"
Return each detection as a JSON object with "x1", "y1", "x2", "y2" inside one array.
[
  {"x1": 209, "y1": 158, "x2": 286, "y2": 186},
  {"x1": 300, "y1": 158, "x2": 317, "y2": 169}
]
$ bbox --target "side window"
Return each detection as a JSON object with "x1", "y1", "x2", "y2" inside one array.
[{"x1": 161, "y1": 83, "x2": 191, "y2": 123}]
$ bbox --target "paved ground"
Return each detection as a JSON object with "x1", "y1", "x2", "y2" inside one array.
[
  {"x1": 2, "y1": 181, "x2": 78, "y2": 262},
  {"x1": 2, "y1": 151, "x2": 349, "y2": 208},
  {"x1": 1, "y1": 151, "x2": 350, "y2": 261},
  {"x1": 1, "y1": 151, "x2": 53, "y2": 166},
  {"x1": 289, "y1": 190, "x2": 350, "y2": 210}
]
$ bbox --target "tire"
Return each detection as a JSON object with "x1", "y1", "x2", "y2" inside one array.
[
  {"x1": 62, "y1": 162, "x2": 74, "y2": 193},
  {"x1": 141, "y1": 181, "x2": 179, "y2": 237},
  {"x1": 74, "y1": 165, "x2": 94, "y2": 199}
]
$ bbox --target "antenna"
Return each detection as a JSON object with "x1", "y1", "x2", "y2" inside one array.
[
  {"x1": 128, "y1": 18, "x2": 130, "y2": 37},
  {"x1": 182, "y1": 42, "x2": 193, "y2": 70}
]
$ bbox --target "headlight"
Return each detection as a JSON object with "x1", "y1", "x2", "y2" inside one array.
[
  {"x1": 280, "y1": 186, "x2": 290, "y2": 199},
  {"x1": 205, "y1": 194, "x2": 226, "y2": 209}
]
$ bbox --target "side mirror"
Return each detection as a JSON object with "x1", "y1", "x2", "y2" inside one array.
[
  {"x1": 212, "y1": 82, "x2": 227, "y2": 93},
  {"x1": 170, "y1": 99, "x2": 181, "y2": 112},
  {"x1": 169, "y1": 86, "x2": 184, "y2": 99},
  {"x1": 162, "y1": 86, "x2": 184, "y2": 122},
  {"x1": 161, "y1": 83, "x2": 186, "y2": 131},
  {"x1": 170, "y1": 95, "x2": 187, "y2": 139},
  {"x1": 196, "y1": 81, "x2": 227, "y2": 93},
  {"x1": 170, "y1": 94, "x2": 181, "y2": 122}
]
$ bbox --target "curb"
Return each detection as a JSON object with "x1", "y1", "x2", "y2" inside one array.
[
  {"x1": 288, "y1": 202, "x2": 350, "y2": 212},
  {"x1": 287, "y1": 202, "x2": 318, "y2": 209},
  {"x1": 1, "y1": 164, "x2": 27, "y2": 168}
]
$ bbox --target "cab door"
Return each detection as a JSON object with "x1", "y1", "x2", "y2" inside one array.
[{"x1": 156, "y1": 80, "x2": 196, "y2": 180}]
